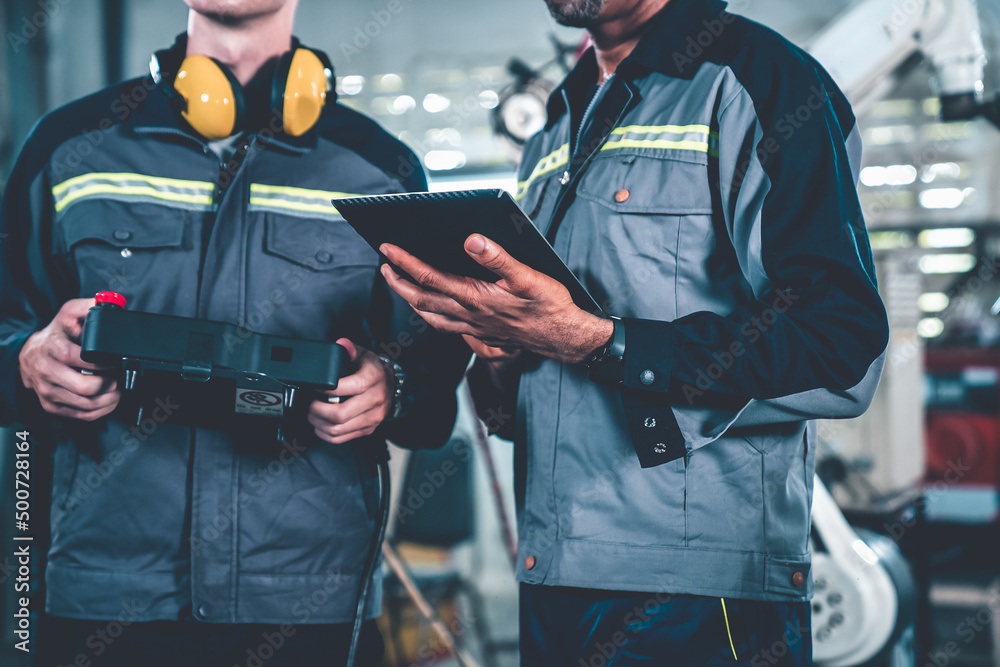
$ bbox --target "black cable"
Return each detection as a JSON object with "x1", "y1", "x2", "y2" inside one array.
[{"x1": 345, "y1": 448, "x2": 391, "y2": 667}]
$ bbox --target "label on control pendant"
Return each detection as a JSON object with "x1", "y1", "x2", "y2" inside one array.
[{"x1": 235, "y1": 387, "x2": 284, "y2": 416}]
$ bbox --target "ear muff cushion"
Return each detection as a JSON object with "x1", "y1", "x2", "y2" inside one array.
[
  {"x1": 279, "y1": 49, "x2": 328, "y2": 137},
  {"x1": 174, "y1": 54, "x2": 243, "y2": 140}
]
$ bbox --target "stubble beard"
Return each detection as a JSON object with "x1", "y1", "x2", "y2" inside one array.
[{"x1": 544, "y1": 0, "x2": 605, "y2": 28}]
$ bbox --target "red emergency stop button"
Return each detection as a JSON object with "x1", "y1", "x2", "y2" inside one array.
[{"x1": 94, "y1": 291, "x2": 126, "y2": 309}]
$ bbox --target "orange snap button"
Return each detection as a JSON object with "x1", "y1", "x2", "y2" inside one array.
[
  {"x1": 524, "y1": 556, "x2": 536, "y2": 570},
  {"x1": 791, "y1": 571, "x2": 805, "y2": 587},
  {"x1": 615, "y1": 189, "x2": 630, "y2": 203}
]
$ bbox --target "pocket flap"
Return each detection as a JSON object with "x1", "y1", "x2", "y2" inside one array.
[
  {"x1": 264, "y1": 215, "x2": 378, "y2": 271},
  {"x1": 577, "y1": 154, "x2": 713, "y2": 215},
  {"x1": 65, "y1": 215, "x2": 185, "y2": 250}
]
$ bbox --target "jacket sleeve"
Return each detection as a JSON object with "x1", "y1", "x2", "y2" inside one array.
[
  {"x1": 369, "y1": 167, "x2": 472, "y2": 449},
  {"x1": 0, "y1": 119, "x2": 67, "y2": 426},
  {"x1": 617, "y1": 73, "x2": 889, "y2": 467},
  {"x1": 370, "y1": 278, "x2": 472, "y2": 450},
  {"x1": 464, "y1": 356, "x2": 519, "y2": 442}
]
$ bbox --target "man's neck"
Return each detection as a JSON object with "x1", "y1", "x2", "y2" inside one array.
[
  {"x1": 185, "y1": 4, "x2": 296, "y2": 86},
  {"x1": 589, "y1": 0, "x2": 670, "y2": 82}
]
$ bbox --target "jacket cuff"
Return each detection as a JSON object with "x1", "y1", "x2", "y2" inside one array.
[
  {"x1": 620, "y1": 389, "x2": 686, "y2": 468},
  {"x1": 620, "y1": 317, "x2": 675, "y2": 392},
  {"x1": 377, "y1": 363, "x2": 458, "y2": 450},
  {"x1": 616, "y1": 319, "x2": 686, "y2": 467}
]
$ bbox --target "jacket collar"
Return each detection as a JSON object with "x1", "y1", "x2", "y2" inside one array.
[
  {"x1": 545, "y1": 0, "x2": 730, "y2": 127},
  {"x1": 131, "y1": 33, "x2": 327, "y2": 153}
]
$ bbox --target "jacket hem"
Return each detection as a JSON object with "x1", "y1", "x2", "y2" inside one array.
[
  {"x1": 516, "y1": 539, "x2": 812, "y2": 602},
  {"x1": 46, "y1": 564, "x2": 383, "y2": 624}
]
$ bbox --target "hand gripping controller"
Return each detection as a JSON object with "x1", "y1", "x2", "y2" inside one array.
[{"x1": 80, "y1": 292, "x2": 350, "y2": 441}]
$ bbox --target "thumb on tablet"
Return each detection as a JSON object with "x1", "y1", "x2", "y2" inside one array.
[{"x1": 464, "y1": 234, "x2": 537, "y2": 296}]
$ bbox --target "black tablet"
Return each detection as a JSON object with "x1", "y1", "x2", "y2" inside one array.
[{"x1": 332, "y1": 189, "x2": 600, "y2": 312}]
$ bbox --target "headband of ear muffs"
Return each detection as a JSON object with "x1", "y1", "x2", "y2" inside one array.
[{"x1": 150, "y1": 37, "x2": 334, "y2": 140}]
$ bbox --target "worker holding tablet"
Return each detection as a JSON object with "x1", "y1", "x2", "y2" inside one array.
[{"x1": 381, "y1": 0, "x2": 888, "y2": 663}]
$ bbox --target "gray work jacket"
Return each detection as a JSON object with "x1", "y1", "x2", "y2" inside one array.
[
  {"x1": 474, "y1": 0, "x2": 888, "y2": 602},
  {"x1": 0, "y1": 37, "x2": 469, "y2": 623}
]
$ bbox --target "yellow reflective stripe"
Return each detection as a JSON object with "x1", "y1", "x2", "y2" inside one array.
[
  {"x1": 54, "y1": 184, "x2": 214, "y2": 213},
  {"x1": 52, "y1": 172, "x2": 213, "y2": 197},
  {"x1": 720, "y1": 598, "x2": 738, "y2": 661},
  {"x1": 516, "y1": 143, "x2": 569, "y2": 200},
  {"x1": 601, "y1": 138, "x2": 711, "y2": 153},
  {"x1": 604, "y1": 123, "x2": 719, "y2": 155},
  {"x1": 516, "y1": 125, "x2": 718, "y2": 200},
  {"x1": 249, "y1": 197, "x2": 345, "y2": 216},
  {"x1": 249, "y1": 183, "x2": 359, "y2": 202},
  {"x1": 610, "y1": 123, "x2": 712, "y2": 137}
]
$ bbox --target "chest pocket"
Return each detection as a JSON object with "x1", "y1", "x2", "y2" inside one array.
[
  {"x1": 571, "y1": 152, "x2": 718, "y2": 319},
  {"x1": 256, "y1": 214, "x2": 379, "y2": 339},
  {"x1": 60, "y1": 206, "x2": 191, "y2": 305},
  {"x1": 262, "y1": 215, "x2": 378, "y2": 271},
  {"x1": 577, "y1": 151, "x2": 713, "y2": 214}
]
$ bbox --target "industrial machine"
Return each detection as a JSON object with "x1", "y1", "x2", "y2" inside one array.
[{"x1": 806, "y1": 0, "x2": 998, "y2": 664}]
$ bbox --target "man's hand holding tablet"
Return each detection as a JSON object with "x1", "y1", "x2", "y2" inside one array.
[{"x1": 379, "y1": 234, "x2": 614, "y2": 366}]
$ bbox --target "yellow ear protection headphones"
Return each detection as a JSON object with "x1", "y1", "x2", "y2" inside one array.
[{"x1": 150, "y1": 36, "x2": 334, "y2": 140}]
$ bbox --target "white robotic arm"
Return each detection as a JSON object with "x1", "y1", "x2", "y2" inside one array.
[{"x1": 807, "y1": 0, "x2": 997, "y2": 126}]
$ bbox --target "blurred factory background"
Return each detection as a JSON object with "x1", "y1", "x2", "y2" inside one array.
[{"x1": 3, "y1": 0, "x2": 1000, "y2": 665}]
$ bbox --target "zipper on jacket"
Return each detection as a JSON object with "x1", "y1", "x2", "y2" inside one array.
[
  {"x1": 559, "y1": 75, "x2": 615, "y2": 186},
  {"x1": 194, "y1": 136, "x2": 254, "y2": 317},
  {"x1": 574, "y1": 74, "x2": 615, "y2": 158},
  {"x1": 546, "y1": 80, "x2": 635, "y2": 245},
  {"x1": 215, "y1": 137, "x2": 251, "y2": 203}
]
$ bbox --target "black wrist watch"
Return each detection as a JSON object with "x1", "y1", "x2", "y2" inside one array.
[
  {"x1": 584, "y1": 316, "x2": 626, "y2": 385},
  {"x1": 377, "y1": 355, "x2": 409, "y2": 421}
]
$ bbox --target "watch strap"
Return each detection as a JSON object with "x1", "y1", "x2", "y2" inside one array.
[
  {"x1": 585, "y1": 316, "x2": 626, "y2": 384},
  {"x1": 377, "y1": 355, "x2": 408, "y2": 421}
]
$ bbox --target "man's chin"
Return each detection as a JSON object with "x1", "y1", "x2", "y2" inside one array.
[{"x1": 544, "y1": 0, "x2": 604, "y2": 28}]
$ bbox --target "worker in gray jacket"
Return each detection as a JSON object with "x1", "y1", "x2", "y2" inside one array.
[
  {"x1": 0, "y1": 1, "x2": 468, "y2": 665},
  {"x1": 382, "y1": 0, "x2": 888, "y2": 664}
]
